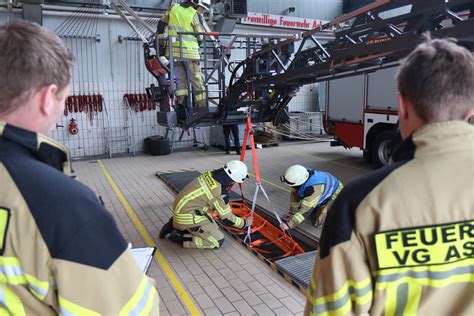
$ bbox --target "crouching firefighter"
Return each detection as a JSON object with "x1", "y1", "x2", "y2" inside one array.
[
  {"x1": 160, "y1": 160, "x2": 249, "y2": 249},
  {"x1": 280, "y1": 165, "x2": 343, "y2": 229}
]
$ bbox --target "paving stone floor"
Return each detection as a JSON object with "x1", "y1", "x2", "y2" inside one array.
[{"x1": 73, "y1": 140, "x2": 371, "y2": 315}]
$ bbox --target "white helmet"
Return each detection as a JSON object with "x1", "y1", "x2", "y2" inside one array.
[
  {"x1": 223, "y1": 160, "x2": 248, "y2": 183},
  {"x1": 192, "y1": 0, "x2": 210, "y2": 11},
  {"x1": 280, "y1": 165, "x2": 309, "y2": 186}
]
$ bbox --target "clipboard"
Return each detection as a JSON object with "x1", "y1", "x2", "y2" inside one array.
[{"x1": 130, "y1": 247, "x2": 156, "y2": 274}]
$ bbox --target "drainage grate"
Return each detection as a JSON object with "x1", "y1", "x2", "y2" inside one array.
[{"x1": 275, "y1": 251, "x2": 318, "y2": 289}]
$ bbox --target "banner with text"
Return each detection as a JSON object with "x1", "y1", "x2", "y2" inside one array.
[{"x1": 241, "y1": 12, "x2": 328, "y2": 31}]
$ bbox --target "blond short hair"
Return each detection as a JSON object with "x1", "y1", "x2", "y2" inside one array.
[
  {"x1": 0, "y1": 20, "x2": 75, "y2": 115},
  {"x1": 396, "y1": 33, "x2": 474, "y2": 122}
]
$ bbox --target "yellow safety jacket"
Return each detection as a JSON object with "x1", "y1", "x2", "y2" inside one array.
[
  {"x1": 0, "y1": 122, "x2": 159, "y2": 314},
  {"x1": 306, "y1": 121, "x2": 474, "y2": 315},
  {"x1": 162, "y1": 3, "x2": 204, "y2": 60},
  {"x1": 172, "y1": 171, "x2": 245, "y2": 229}
]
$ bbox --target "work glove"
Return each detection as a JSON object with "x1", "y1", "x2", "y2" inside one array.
[
  {"x1": 246, "y1": 216, "x2": 253, "y2": 227},
  {"x1": 280, "y1": 222, "x2": 290, "y2": 231}
]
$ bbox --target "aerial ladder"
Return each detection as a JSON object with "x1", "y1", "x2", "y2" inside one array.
[
  {"x1": 113, "y1": 0, "x2": 473, "y2": 126},
  {"x1": 111, "y1": 0, "x2": 474, "y2": 161}
]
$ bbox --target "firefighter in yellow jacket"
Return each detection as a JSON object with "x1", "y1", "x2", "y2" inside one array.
[
  {"x1": 0, "y1": 20, "x2": 158, "y2": 314},
  {"x1": 306, "y1": 35, "x2": 474, "y2": 315},
  {"x1": 157, "y1": 0, "x2": 210, "y2": 121},
  {"x1": 160, "y1": 160, "x2": 248, "y2": 249}
]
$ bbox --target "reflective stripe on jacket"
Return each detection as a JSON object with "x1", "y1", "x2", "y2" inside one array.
[{"x1": 173, "y1": 170, "x2": 244, "y2": 229}]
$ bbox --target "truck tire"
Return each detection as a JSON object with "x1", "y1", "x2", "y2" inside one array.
[
  {"x1": 371, "y1": 130, "x2": 393, "y2": 167},
  {"x1": 363, "y1": 149, "x2": 372, "y2": 164}
]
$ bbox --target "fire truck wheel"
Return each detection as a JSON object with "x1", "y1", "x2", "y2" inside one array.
[{"x1": 371, "y1": 130, "x2": 393, "y2": 167}]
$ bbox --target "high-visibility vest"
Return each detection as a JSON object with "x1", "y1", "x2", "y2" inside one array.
[
  {"x1": 167, "y1": 4, "x2": 200, "y2": 60},
  {"x1": 297, "y1": 170, "x2": 340, "y2": 204}
]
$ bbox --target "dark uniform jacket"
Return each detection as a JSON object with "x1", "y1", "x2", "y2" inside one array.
[
  {"x1": 0, "y1": 122, "x2": 159, "y2": 314},
  {"x1": 306, "y1": 121, "x2": 474, "y2": 315}
]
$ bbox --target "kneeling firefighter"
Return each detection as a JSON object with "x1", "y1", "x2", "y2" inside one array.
[
  {"x1": 280, "y1": 165, "x2": 343, "y2": 229},
  {"x1": 160, "y1": 160, "x2": 248, "y2": 249}
]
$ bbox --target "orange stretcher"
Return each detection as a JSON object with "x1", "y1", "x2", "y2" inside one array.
[
  {"x1": 212, "y1": 201, "x2": 304, "y2": 260},
  {"x1": 209, "y1": 115, "x2": 306, "y2": 260}
]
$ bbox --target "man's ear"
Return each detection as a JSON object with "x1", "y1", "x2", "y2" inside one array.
[
  {"x1": 38, "y1": 84, "x2": 59, "y2": 116},
  {"x1": 397, "y1": 93, "x2": 409, "y2": 120}
]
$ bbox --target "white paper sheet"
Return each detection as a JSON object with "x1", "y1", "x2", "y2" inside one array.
[{"x1": 130, "y1": 247, "x2": 155, "y2": 273}]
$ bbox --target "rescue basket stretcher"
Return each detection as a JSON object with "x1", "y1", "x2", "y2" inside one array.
[
  {"x1": 156, "y1": 170, "x2": 316, "y2": 292},
  {"x1": 212, "y1": 201, "x2": 305, "y2": 261}
]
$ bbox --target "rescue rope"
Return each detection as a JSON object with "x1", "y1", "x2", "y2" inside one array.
[
  {"x1": 288, "y1": 117, "x2": 324, "y2": 128},
  {"x1": 263, "y1": 123, "x2": 331, "y2": 141},
  {"x1": 239, "y1": 113, "x2": 288, "y2": 245}
]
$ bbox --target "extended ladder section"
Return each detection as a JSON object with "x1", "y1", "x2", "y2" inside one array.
[
  {"x1": 223, "y1": 0, "x2": 474, "y2": 125},
  {"x1": 112, "y1": 0, "x2": 473, "y2": 127}
]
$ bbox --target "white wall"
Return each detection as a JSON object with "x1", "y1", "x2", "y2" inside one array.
[{"x1": 247, "y1": 0, "x2": 343, "y2": 21}]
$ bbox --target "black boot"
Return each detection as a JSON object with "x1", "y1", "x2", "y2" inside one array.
[
  {"x1": 174, "y1": 104, "x2": 187, "y2": 121},
  {"x1": 168, "y1": 229, "x2": 185, "y2": 244},
  {"x1": 185, "y1": 107, "x2": 209, "y2": 127},
  {"x1": 159, "y1": 218, "x2": 174, "y2": 239}
]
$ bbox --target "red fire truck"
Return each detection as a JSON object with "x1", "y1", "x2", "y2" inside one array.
[{"x1": 323, "y1": 67, "x2": 399, "y2": 166}]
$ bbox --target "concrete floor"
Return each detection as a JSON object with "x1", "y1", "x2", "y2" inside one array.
[{"x1": 73, "y1": 140, "x2": 372, "y2": 315}]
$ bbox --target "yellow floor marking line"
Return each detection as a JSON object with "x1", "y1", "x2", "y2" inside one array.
[
  {"x1": 97, "y1": 160, "x2": 201, "y2": 316},
  {"x1": 197, "y1": 152, "x2": 291, "y2": 193},
  {"x1": 276, "y1": 146, "x2": 372, "y2": 172}
]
